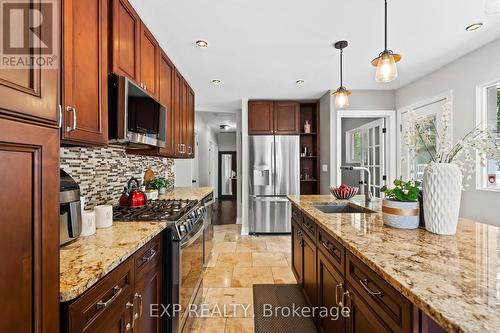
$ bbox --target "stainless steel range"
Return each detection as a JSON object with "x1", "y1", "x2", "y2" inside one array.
[{"x1": 114, "y1": 199, "x2": 206, "y2": 333}]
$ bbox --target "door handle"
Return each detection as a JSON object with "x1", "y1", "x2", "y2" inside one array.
[
  {"x1": 360, "y1": 278, "x2": 382, "y2": 298},
  {"x1": 335, "y1": 283, "x2": 344, "y2": 306},
  {"x1": 96, "y1": 285, "x2": 123, "y2": 309},
  {"x1": 66, "y1": 106, "x2": 76, "y2": 132}
]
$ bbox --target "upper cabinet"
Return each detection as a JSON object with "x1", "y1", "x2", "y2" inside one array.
[
  {"x1": 248, "y1": 101, "x2": 300, "y2": 135},
  {"x1": 139, "y1": 23, "x2": 160, "y2": 99},
  {"x1": 111, "y1": 0, "x2": 140, "y2": 82},
  {"x1": 62, "y1": 0, "x2": 108, "y2": 145},
  {"x1": 159, "y1": 51, "x2": 175, "y2": 156},
  {"x1": 0, "y1": 1, "x2": 58, "y2": 125}
]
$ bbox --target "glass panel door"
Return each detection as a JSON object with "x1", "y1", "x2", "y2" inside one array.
[{"x1": 360, "y1": 119, "x2": 386, "y2": 198}]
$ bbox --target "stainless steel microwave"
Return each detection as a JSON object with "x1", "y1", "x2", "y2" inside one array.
[{"x1": 108, "y1": 75, "x2": 166, "y2": 148}]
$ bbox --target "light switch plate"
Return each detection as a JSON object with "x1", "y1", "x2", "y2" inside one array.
[{"x1": 322, "y1": 164, "x2": 328, "y2": 172}]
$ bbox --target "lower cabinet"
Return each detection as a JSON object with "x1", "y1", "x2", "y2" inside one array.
[
  {"x1": 62, "y1": 235, "x2": 163, "y2": 333},
  {"x1": 290, "y1": 204, "x2": 446, "y2": 333}
]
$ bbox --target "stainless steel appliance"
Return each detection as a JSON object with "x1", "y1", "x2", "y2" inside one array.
[
  {"x1": 60, "y1": 169, "x2": 82, "y2": 245},
  {"x1": 113, "y1": 199, "x2": 205, "y2": 333},
  {"x1": 202, "y1": 194, "x2": 214, "y2": 267},
  {"x1": 108, "y1": 74, "x2": 166, "y2": 148},
  {"x1": 249, "y1": 135, "x2": 300, "y2": 233}
]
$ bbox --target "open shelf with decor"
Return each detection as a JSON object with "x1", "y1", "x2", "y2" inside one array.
[{"x1": 299, "y1": 102, "x2": 320, "y2": 195}]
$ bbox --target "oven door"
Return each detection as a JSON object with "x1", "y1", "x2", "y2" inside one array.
[{"x1": 178, "y1": 221, "x2": 204, "y2": 332}]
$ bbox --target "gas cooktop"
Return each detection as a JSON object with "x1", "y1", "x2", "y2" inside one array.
[{"x1": 113, "y1": 199, "x2": 198, "y2": 222}]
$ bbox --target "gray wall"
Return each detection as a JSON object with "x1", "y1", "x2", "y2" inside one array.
[
  {"x1": 218, "y1": 132, "x2": 237, "y2": 151},
  {"x1": 395, "y1": 38, "x2": 500, "y2": 226},
  {"x1": 195, "y1": 112, "x2": 218, "y2": 188},
  {"x1": 319, "y1": 91, "x2": 332, "y2": 194},
  {"x1": 340, "y1": 118, "x2": 378, "y2": 186}
]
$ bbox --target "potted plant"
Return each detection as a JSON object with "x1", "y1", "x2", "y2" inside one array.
[
  {"x1": 404, "y1": 102, "x2": 500, "y2": 235},
  {"x1": 381, "y1": 179, "x2": 421, "y2": 229},
  {"x1": 147, "y1": 177, "x2": 169, "y2": 195}
]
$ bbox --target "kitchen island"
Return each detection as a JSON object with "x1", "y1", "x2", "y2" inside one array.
[{"x1": 288, "y1": 194, "x2": 500, "y2": 333}]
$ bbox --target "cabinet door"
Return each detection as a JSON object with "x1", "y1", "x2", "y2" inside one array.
[
  {"x1": 291, "y1": 221, "x2": 303, "y2": 283},
  {"x1": 135, "y1": 262, "x2": 162, "y2": 333},
  {"x1": 186, "y1": 86, "x2": 195, "y2": 158},
  {"x1": 0, "y1": 118, "x2": 59, "y2": 333},
  {"x1": 274, "y1": 101, "x2": 300, "y2": 134},
  {"x1": 248, "y1": 101, "x2": 274, "y2": 134},
  {"x1": 317, "y1": 251, "x2": 346, "y2": 333},
  {"x1": 139, "y1": 23, "x2": 159, "y2": 99},
  {"x1": 62, "y1": 0, "x2": 108, "y2": 145},
  {"x1": 158, "y1": 51, "x2": 174, "y2": 156},
  {"x1": 302, "y1": 232, "x2": 316, "y2": 306},
  {"x1": 172, "y1": 70, "x2": 182, "y2": 156},
  {"x1": 345, "y1": 287, "x2": 391, "y2": 333},
  {"x1": 0, "y1": 1, "x2": 58, "y2": 125},
  {"x1": 83, "y1": 295, "x2": 133, "y2": 333},
  {"x1": 180, "y1": 78, "x2": 189, "y2": 157},
  {"x1": 111, "y1": 0, "x2": 140, "y2": 82}
]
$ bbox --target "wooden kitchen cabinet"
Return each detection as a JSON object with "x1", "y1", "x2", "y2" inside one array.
[
  {"x1": 62, "y1": 235, "x2": 163, "y2": 333},
  {"x1": 0, "y1": 117, "x2": 59, "y2": 333},
  {"x1": 62, "y1": 0, "x2": 108, "y2": 145},
  {"x1": 139, "y1": 23, "x2": 160, "y2": 99},
  {"x1": 345, "y1": 286, "x2": 391, "y2": 333},
  {"x1": 248, "y1": 101, "x2": 300, "y2": 135},
  {"x1": 187, "y1": 87, "x2": 196, "y2": 157},
  {"x1": 0, "y1": 1, "x2": 58, "y2": 125},
  {"x1": 291, "y1": 220, "x2": 303, "y2": 283},
  {"x1": 291, "y1": 219, "x2": 316, "y2": 306},
  {"x1": 111, "y1": 0, "x2": 141, "y2": 82},
  {"x1": 172, "y1": 70, "x2": 183, "y2": 156},
  {"x1": 159, "y1": 51, "x2": 175, "y2": 156}
]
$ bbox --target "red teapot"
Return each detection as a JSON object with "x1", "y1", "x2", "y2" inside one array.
[{"x1": 120, "y1": 177, "x2": 146, "y2": 207}]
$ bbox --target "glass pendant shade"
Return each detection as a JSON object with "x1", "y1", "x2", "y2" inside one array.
[
  {"x1": 485, "y1": 0, "x2": 500, "y2": 14},
  {"x1": 375, "y1": 53, "x2": 398, "y2": 83},
  {"x1": 334, "y1": 89, "x2": 350, "y2": 109}
]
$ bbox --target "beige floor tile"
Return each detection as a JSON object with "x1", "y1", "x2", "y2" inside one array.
[
  {"x1": 225, "y1": 318, "x2": 254, "y2": 333},
  {"x1": 212, "y1": 241, "x2": 237, "y2": 253},
  {"x1": 284, "y1": 253, "x2": 292, "y2": 266},
  {"x1": 213, "y1": 232, "x2": 227, "y2": 242},
  {"x1": 232, "y1": 267, "x2": 274, "y2": 287},
  {"x1": 204, "y1": 288, "x2": 253, "y2": 317},
  {"x1": 271, "y1": 267, "x2": 297, "y2": 284},
  {"x1": 205, "y1": 252, "x2": 219, "y2": 268},
  {"x1": 265, "y1": 241, "x2": 292, "y2": 252},
  {"x1": 252, "y1": 252, "x2": 288, "y2": 267},
  {"x1": 217, "y1": 252, "x2": 252, "y2": 267},
  {"x1": 189, "y1": 317, "x2": 226, "y2": 333},
  {"x1": 204, "y1": 267, "x2": 234, "y2": 288},
  {"x1": 235, "y1": 240, "x2": 267, "y2": 253}
]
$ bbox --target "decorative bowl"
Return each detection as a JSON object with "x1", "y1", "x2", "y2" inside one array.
[{"x1": 330, "y1": 186, "x2": 358, "y2": 199}]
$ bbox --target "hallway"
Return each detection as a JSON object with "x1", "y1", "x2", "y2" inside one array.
[{"x1": 212, "y1": 198, "x2": 238, "y2": 225}]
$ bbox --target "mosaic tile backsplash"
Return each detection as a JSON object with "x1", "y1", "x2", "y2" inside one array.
[{"x1": 60, "y1": 146, "x2": 174, "y2": 209}]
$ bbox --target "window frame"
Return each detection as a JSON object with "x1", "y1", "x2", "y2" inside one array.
[
  {"x1": 345, "y1": 128, "x2": 362, "y2": 163},
  {"x1": 476, "y1": 79, "x2": 500, "y2": 192}
]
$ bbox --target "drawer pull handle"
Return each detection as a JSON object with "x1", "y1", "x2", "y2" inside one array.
[
  {"x1": 320, "y1": 239, "x2": 336, "y2": 254},
  {"x1": 96, "y1": 285, "x2": 123, "y2": 309},
  {"x1": 360, "y1": 278, "x2": 382, "y2": 298},
  {"x1": 335, "y1": 283, "x2": 344, "y2": 306},
  {"x1": 142, "y1": 249, "x2": 157, "y2": 263}
]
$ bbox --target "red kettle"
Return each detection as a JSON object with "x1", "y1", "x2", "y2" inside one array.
[{"x1": 121, "y1": 177, "x2": 146, "y2": 207}]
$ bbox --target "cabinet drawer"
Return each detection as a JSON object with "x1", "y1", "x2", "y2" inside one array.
[
  {"x1": 68, "y1": 258, "x2": 134, "y2": 331},
  {"x1": 292, "y1": 205, "x2": 303, "y2": 224},
  {"x1": 317, "y1": 228, "x2": 345, "y2": 274},
  {"x1": 346, "y1": 252, "x2": 412, "y2": 333},
  {"x1": 135, "y1": 235, "x2": 162, "y2": 275},
  {"x1": 301, "y1": 215, "x2": 316, "y2": 240}
]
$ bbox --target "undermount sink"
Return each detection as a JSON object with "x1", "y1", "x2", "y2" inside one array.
[{"x1": 313, "y1": 203, "x2": 373, "y2": 214}]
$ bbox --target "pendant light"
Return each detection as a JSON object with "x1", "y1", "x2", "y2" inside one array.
[
  {"x1": 371, "y1": 0, "x2": 401, "y2": 83},
  {"x1": 332, "y1": 41, "x2": 350, "y2": 109}
]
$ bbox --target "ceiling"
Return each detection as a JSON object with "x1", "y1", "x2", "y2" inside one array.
[
  {"x1": 130, "y1": 0, "x2": 500, "y2": 110},
  {"x1": 197, "y1": 112, "x2": 237, "y2": 133}
]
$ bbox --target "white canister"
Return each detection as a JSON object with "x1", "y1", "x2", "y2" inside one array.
[
  {"x1": 95, "y1": 205, "x2": 113, "y2": 229},
  {"x1": 81, "y1": 210, "x2": 96, "y2": 237}
]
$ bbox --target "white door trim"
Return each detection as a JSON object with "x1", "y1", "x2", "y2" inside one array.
[
  {"x1": 335, "y1": 110, "x2": 397, "y2": 187},
  {"x1": 396, "y1": 90, "x2": 453, "y2": 178}
]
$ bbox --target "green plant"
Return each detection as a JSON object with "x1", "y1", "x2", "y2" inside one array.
[
  {"x1": 381, "y1": 179, "x2": 421, "y2": 202},
  {"x1": 147, "y1": 177, "x2": 168, "y2": 190}
]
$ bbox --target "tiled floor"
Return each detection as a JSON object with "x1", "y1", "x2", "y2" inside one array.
[{"x1": 189, "y1": 224, "x2": 296, "y2": 333}]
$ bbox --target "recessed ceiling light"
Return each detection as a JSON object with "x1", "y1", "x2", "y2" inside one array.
[
  {"x1": 211, "y1": 79, "x2": 222, "y2": 85},
  {"x1": 465, "y1": 23, "x2": 483, "y2": 32},
  {"x1": 220, "y1": 125, "x2": 230, "y2": 130},
  {"x1": 195, "y1": 40, "x2": 208, "y2": 48},
  {"x1": 296, "y1": 79, "x2": 305, "y2": 86}
]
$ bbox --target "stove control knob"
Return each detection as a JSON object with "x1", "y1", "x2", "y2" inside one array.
[{"x1": 179, "y1": 225, "x2": 186, "y2": 234}]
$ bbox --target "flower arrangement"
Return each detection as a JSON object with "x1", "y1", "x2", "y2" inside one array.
[
  {"x1": 403, "y1": 102, "x2": 500, "y2": 183},
  {"x1": 381, "y1": 179, "x2": 421, "y2": 202}
]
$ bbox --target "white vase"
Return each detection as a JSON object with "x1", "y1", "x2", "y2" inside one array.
[{"x1": 422, "y1": 163, "x2": 462, "y2": 235}]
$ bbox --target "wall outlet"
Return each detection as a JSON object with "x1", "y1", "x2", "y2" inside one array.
[{"x1": 322, "y1": 164, "x2": 328, "y2": 172}]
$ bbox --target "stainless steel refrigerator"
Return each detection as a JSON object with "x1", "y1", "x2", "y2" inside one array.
[{"x1": 249, "y1": 135, "x2": 300, "y2": 233}]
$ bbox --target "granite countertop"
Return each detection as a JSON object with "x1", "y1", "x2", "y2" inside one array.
[
  {"x1": 60, "y1": 187, "x2": 214, "y2": 302},
  {"x1": 160, "y1": 186, "x2": 213, "y2": 201},
  {"x1": 287, "y1": 195, "x2": 500, "y2": 333}
]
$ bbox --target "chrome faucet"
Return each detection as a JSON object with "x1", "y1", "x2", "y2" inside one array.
[{"x1": 340, "y1": 166, "x2": 373, "y2": 203}]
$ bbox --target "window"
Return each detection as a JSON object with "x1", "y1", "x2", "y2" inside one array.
[
  {"x1": 346, "y1": 129, "x2": 362, "y2": 163},
  {"x1": 477, "y1": 81, "x2": 500, "y2": 191}
]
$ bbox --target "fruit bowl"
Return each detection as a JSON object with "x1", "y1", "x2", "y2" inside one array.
[{"x1": 330, "y1": 185, "x2": 359, "y2": 199}]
